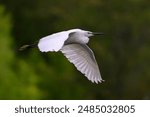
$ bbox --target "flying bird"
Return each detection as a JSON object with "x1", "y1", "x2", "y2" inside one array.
[{"x1": 19, "y1": 29, "x2": 104, "y2": 83}]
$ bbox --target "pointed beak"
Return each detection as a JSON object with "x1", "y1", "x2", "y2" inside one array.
[{"x1": 93, "y1": 32, "x2": 104, "y2": 35}]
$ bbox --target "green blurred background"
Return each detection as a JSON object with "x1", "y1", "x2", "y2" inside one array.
[{"x1": 0, "y1": 0, "x2": 150, "y2": 100}]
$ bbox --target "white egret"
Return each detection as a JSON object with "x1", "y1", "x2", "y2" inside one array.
[{"x1": 19, "y1": 29, "x2": 104, "y2": 83}]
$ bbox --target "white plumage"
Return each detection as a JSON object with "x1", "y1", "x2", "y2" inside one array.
[
  {"x1": 38, "y1": 29, "x2": 84, "y2": 52},
  {"x1": 38, "y1": 31, "x2": 68, "y2": 52},
  {"x1": 61, "y1": 44, "x2": 102, "y2": 83},
  {"x1": 23, "y1": 29, "x2": 104, "y2": 83}
]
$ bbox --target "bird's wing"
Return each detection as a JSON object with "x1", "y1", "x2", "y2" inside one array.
[
  {"x1": 61, "y1": 44, "x2": 103, "y2": 83},
  {"x1": 38, "y1": 31, "x2": 69, "y2": 52}
]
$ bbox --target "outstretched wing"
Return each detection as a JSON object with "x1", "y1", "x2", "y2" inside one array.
[
  {"x1": 38, "y1": 31, "x2": 69, "y2": 52},
  {"x1": 61, "y1": 44, "x2": 103, "y2": 83}
]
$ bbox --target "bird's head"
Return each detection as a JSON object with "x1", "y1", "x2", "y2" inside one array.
[
  {"x1": 84, "y1": 31, "x2": 104, "y2": 37},
  {"x1": 69, "y1": 29, "x2": 104, "y2": 38}
]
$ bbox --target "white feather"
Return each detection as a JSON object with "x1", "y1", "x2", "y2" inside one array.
[
  {"x1": 61, "y1": 44, "x2": 103, "y2": 83},
  {"x1": 38, "y1": 31, "x2": 69, "y2": 52},
  {"x1": 38, "y1": 29, "x2": 83, "y2": 52}
]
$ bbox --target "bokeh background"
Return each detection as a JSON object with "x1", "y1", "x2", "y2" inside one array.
[{"x1": 0, "y1": 0, "x2": 150, "y2": 100}]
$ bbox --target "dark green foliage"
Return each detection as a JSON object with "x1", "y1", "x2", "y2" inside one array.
[{"x1": 0, "y1": 0, "x2": 150, "y2": 99}]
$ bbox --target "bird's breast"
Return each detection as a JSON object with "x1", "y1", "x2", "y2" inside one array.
[
  {"x1": 77, "y1": 37, "x2": 89, "y2": 44},
  {"x1": 81, "y1": 37, "x2": 89, "y2": 44}
]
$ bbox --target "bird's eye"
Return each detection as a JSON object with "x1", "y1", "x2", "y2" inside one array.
[
  {"x1": 88, "y1": 32, "x2": 92, "y2": 34},
  {"x1": 87, "y1": 32, "x2": 93, "y2": 36}
]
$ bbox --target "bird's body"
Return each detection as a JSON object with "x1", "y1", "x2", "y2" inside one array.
[
  {"x1": 38, "y1": 29, "x2": 90, "y2": 52},
  {"x1": 20, "y1": 29, "x2": 104, "y2": 84}
]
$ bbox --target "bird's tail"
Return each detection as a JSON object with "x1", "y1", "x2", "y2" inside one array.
[{"x1": 19, "y1": 42, "x2": 37, "y2": 51}]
